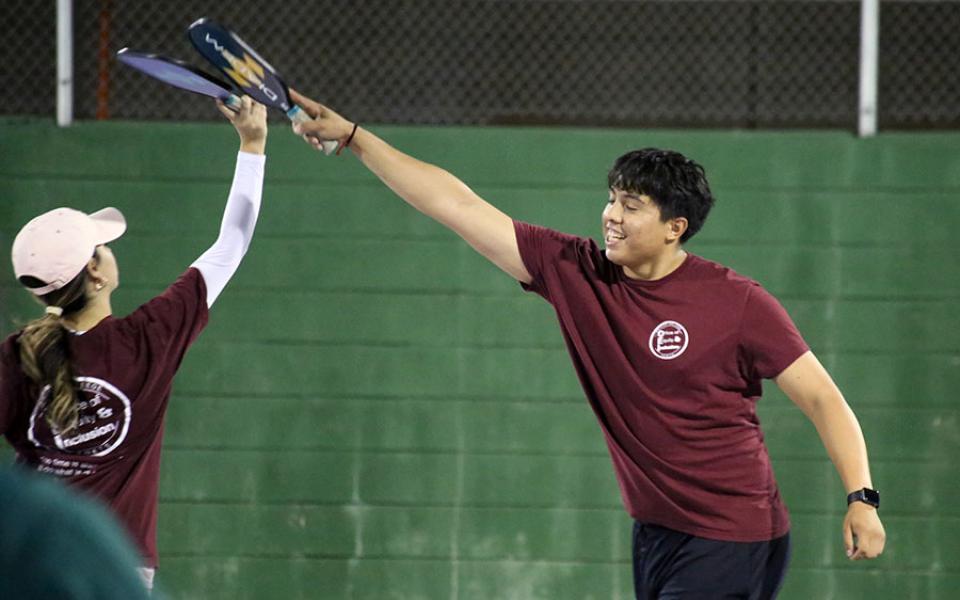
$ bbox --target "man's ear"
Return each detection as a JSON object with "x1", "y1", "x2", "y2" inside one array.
[{"x1": 667, "y1": 217, "x2": 688, "y2": 242}]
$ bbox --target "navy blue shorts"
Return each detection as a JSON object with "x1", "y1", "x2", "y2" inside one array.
[{"x1": 632, "y1": 522, "x2": 791, "y2": 599}]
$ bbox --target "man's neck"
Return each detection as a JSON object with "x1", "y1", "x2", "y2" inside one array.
[{"x1": 622, "y1": 248, "x2": 688, "y2": 281}]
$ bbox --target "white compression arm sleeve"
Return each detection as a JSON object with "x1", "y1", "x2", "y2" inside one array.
[{"x1": 191, "y1": 151, "x2": 266, "y2": 307}]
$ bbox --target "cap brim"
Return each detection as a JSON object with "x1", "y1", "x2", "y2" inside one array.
[{"x1": 89, "y1": 207, "x2": 127, "y2": 244}]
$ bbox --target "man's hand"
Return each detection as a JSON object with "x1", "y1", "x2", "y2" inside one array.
[
  {"x1": 843, "y1": 501, "x2": 886, "y2": 560},
  {"x1": 289, "y1": 88, "x2": 355, "y2": 151}
]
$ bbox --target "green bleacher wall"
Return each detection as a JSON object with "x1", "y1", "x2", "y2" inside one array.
[{"x1": 1, "y1": 119, "x2": 957, "y2": 599}]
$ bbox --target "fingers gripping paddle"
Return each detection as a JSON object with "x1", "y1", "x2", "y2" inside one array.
[
  {"x1": 116, "y1": 48, "x2": 243, "y2": 111},
  {"x1": 187, "y1": 18, "x2": 339, "y2": 155}
]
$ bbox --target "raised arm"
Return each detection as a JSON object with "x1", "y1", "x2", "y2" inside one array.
[
  {"x1": 774, "y1": 351, "x2": 886, "y2": 560},
  {"x1": 289, "y1": 89, "x2": 531, "y2": 284},
  {"x1": 191, "y1": 97, "x2": 268, "y2": 307}
]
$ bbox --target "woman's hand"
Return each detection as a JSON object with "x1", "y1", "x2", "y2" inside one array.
[{"x1": 218, "y1": 96, "x2": 268, "y2": 155}]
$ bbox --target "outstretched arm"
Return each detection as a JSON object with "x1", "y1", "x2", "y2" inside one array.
[
  {"x1": 289, "y1": 89, "x2": 532, "y2": 284},
  {"x1": 191, "y1": 97, "x2": 268, "y2": 307},
  {"x1": 774, "y1": 351, "x2": 886, "y2": 560}
]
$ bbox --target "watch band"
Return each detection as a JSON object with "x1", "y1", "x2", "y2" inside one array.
[{"x1": 847, "y1": 488, "x2": 880, "y2": 509}]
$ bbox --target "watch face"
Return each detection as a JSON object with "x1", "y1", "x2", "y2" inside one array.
[{"x1": 863, "y1": 488, "x2": 880, "y2": 506}]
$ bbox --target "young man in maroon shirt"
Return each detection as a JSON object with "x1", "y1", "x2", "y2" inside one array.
[{"x1": 291, "y1": 93, "x2": 886, "y2": 598}]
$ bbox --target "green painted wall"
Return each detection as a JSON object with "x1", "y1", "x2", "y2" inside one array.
[{"x1": 1, "y1": 119, "x2": 958, "y2": 599}]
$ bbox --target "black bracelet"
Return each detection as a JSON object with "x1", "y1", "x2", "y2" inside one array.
[{"x1": 336, "y1": 123, "x2": 359, "y2": 156}]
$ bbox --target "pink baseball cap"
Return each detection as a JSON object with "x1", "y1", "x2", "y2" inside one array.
[{"x1": 11, "y1": 207, "x2": 127, "y2": 296}]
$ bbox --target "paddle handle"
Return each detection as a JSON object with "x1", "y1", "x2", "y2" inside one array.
[{"x1": 288, "y1": 105, "x2": 338, "y2": 156}]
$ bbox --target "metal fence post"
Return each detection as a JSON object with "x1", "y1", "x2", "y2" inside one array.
[
  {"x1": 57, "y1": 0, "x2": 73, "y2": 127},
  {"x1": 859, "y1": 0, "x2": 880, "y2": 137}
]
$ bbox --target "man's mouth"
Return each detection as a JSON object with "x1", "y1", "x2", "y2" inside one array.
[{"x1": 605, "y1": 229, "x2": 625, "y2": 244}]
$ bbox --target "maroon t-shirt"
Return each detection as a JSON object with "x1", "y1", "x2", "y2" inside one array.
[
  {"x1": 514, "y1": 222, "x2": 809, "y2": 542},
  {"x1": 0, "y1": 268, "x2": 209, "y2": 567}
]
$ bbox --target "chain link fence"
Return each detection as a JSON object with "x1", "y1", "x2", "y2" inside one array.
[{"x1": 2, "y1": 0, "x2": 958, "y2": 129}]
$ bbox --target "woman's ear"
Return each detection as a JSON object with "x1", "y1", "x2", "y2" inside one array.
[{"x1": 84, "y1": 251, "x2": 107, "y2": 289}]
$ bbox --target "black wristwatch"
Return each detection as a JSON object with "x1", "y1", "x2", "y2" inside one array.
[{"x1": 847, "y1": 488, "x2": 880, "y2": 509}]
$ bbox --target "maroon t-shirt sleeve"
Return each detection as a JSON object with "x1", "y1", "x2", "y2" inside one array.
[
  {"x1": 739, "y1": 284, "x2": 810, "y2": 379},
  {"x1": 514, "y1": 220, "x2": 589, "y2": 302},
  {"x1": 123, "y1": 267, "x2": 210, "y2": 375}
]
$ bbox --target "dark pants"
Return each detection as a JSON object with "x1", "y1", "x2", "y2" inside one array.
[{"x1": 632, "y1": 522, "x2": 791, "y2": 600}]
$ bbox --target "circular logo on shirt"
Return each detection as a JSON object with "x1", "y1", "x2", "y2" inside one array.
[
  {"x1": 648, "y1": 320, "x2": 689, "y2": 360},
  {"x1": 28, "y1": 377, "x2": 132, "y2": 457}
]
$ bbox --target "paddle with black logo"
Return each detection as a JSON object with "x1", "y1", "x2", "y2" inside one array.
[{"x1": 187, "y1": 18, "x2": 338, "y2": 155}]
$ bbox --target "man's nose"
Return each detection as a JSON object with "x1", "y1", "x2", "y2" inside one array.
[{"x1": 605, "y1": 202, "x2": 622, "y2": 221}]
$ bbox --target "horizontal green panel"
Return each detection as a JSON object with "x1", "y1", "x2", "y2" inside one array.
[
  {"x1": 158, "y1": 504, "x2": 356, "y2": 556},
  {"x1": 159, "y1": 504, "x2": 453, "y2": 559},
  {"x1": 357, "y1": 506, "x2": 455, "y2": 558},
  {"x1": 461, "y1": 454, "x2": 620, "y2": 507},
  {"x1": 457, "y1": 507, "x2": 630, "y2": 562},
  {"x1": 457, "y1": 560, "x2": 625, "y2": 600},
  {"x1": 156, "y1": 557, "x2": 451, "y2": 600},
  {"x1": 163, "y1": 450, "x2": 620, "y2": 506},
  {"x1": 173, "y1": 343, "x2": 464, "y2": 397},
  {"x1": 167, "y1": 343, "x2": 580, "y2": 399},
  {"x1": 358, "y1": 453, "x2": 459, "y2": 504},
  {"x1": 785, "y1": 299, "x2": 960, "y2": 353},
  {"x1": 355, "y1": 399, "x2": 463, "y2": 451},
  {"x1": 453, "y1": 347, "x2": 582, "y2": 398},
  {"x1": 781, "y1": 567, "x2": 960, "y2": 600},
  {"x1": 205, "y1": 291, "x2": 464, "y2": 345},
  {"x1": 156, "y1": 557, "x2": 349, "y2": 600},
  {"x1": 5, "y1": 121, "x2": 960, "y2": 191},
  {"x1": 160, "y1": 449, "x2": 355, "y2": 503},
  {"x1": 825, "y1": 354, "x2": 960, "y2": 408},
  {"x1": 164, "y1": 396, "x2": 361, "y2": 449},
  {"x1": 457, "y1": 401, "x2": 603, "y2": 454},
  {"x1": 347, "y1": 558, "x2": 453, "y2": 600},
  {"x1": 697, "y1": 244, "x2": 960, "y2": 298},
  {"x1": 762, "y1": 406, "x2": 959, "y2": 461},
  {"x1": 697, "y1": 190, "x2": 960, "y2": 246}
]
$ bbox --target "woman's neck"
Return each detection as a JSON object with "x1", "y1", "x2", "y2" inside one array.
[{"x1": 62, "y1": 295, "x2": 113, "y2": 332}]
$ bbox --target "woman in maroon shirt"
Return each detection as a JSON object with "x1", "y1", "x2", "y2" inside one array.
[{"x1": 1, "y1": 97, "x2": 267, "y2": 591}]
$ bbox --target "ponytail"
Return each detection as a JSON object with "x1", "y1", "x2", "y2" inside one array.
[{"x1": 17, "y1": 265, "x2": 93, "y2": 434}]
